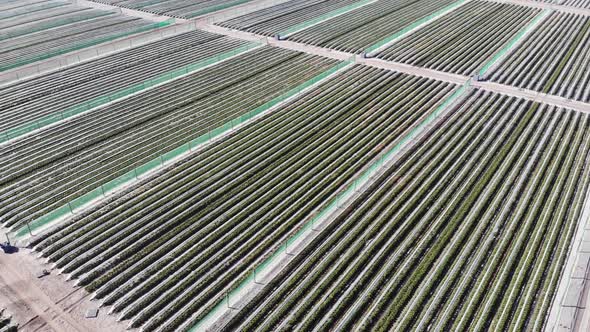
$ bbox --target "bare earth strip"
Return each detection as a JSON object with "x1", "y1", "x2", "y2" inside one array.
[
  {"x1": 199, "y1": 22, "x2": 590, "y2": 115},
  {"x1": 0, "y1": 243, "x2": 124, "y2": 332}
]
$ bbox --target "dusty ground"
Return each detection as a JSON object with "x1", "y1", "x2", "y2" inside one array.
[{"x1": 0, "y1": 240, "x2": 125, "y2": 332}]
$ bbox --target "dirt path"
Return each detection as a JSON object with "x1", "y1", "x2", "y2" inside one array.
[
  {"x1": 0, "y1": 252, "x2": 88, "y2": 332},
  {"x1": 201, "y1": 23, "x2": 590, "y2": 116}
]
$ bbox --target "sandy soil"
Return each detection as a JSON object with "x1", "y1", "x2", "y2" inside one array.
[{"x1": 0, "y1": 241, "x2": 125, "y2": 332}]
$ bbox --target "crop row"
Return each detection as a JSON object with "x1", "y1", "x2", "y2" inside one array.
[
  {"x1": 88, "y1": 0, "x2": 252, "y2": 19},
  {"x1": 1, "y1": 7, "x2": 115, "y2": 36},
  {"x1": 0, "y1": 2, "x2": 113, "y2": 41},
  {"x1": 562, "y1": 0, "x2": 590, "y2": 8},
  {"x1": 0, "y1": 1, "x2": 161, "y2": 72},
  {"x1": 30, "y1": 66, "x2": 457, "y2": 332},
  {"x1": 0, "y1": 0, "x2": 67, "y2": 18},
  {"x1": 0, "y1": 29, "x2": 249, "y2": 132},
  {"x1": 0, "y1": 46, "x2": 336, "y2": 231},
  {"x1": 375, "y1": 1, "x2": 540, "y2": 75},
  {"x1": 218, "y1": 0, "x2": 359, "y2": 37},
  {"x1": 225, "y1": 89, "x2": 590, "y2": 332},
  {"x1": 282, "y1": 0, "x2": 457, "y2": 53},
  {"x1": 489, "y1": 12, "x2": 590, "y2": 103}
]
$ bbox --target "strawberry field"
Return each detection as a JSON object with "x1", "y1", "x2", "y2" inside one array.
[
  {"x1": 284, "y1": 0, "x2": 457, "y2": 53},
  {"x1": 489, "y1": 12, "x2": 590, "y2": 102},
  {"x1": 3, "y1": 0, "x2": 590, "y2": 330},
  {"x1": 0, "y1": 1, "x2": 112, "y2": 40},
  {"x1": 224, "y1": 89, "x2": 590, "y2": 332},
  {"x1": 561, "y1": 0, "x2": 590, "y2": 8},
  {"x1": 0, "y1": 0, "x2": 165, "y2": 72},
  {"x1": 0, "y1": 47, "x2": 337, "y2": 231},
  {"x1": 88, "y1": 0, "x2": 254, "y2": 19},
  {"x1": 30, "y1": 66, "x2": 457, "y2": 331},
  {"x1": 0, "y1": 30, "x2": 249, "y2": 137},
  {"x1": 218, "y1": 0, "x2": 360, "y2": 37},
  {"x1": 375, "y1": 1, "x2": 540, "y2": 75}
]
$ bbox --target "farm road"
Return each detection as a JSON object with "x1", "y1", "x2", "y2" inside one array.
[{"x1": 200, "y1": 23, "x2": 590, "y2": 115}]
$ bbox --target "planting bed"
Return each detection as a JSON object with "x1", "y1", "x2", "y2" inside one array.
[
  {"x1": 218, "y1": 0, "x2": 360, "y2": 37},
  {"x1": 0, "y1": 0, "x2": 112, "y2": 39},
  {"x1": 375, "y1": 1, "x2": 540, "y2": 75},
  {"x1": 489, "y1": 12, "x2": 590, "y2": 103},
  {"x1": 562, "y1": 0, "x2": 590, "y2": 8},
  {"x1": 30, "y1": 66, "x2": 457, "y2": 332},
  {"x1": 0, "y1": 29, "x2": 250, "y2": 134},
  {"x1": 0, "y1": 1, "x2": 163, "y2": 72},
  {"x1": 88, "y1": 0, "x2": 254, "y2": 19},
  {"x1": 227, "y1": 91, "x2": 590, "y2": 331},
  {"x1": 0, "y1": 46, "x2": 337, "y2": 231},
  {"x1": 284, "y1": 0, "x2": 457, "y2": 53},
  {"x1": 0, "y1": 0, "x2": 69, "y2": 18},
  {"x1": 225, "y1": 90, "x2": 590, "y2": 332}
]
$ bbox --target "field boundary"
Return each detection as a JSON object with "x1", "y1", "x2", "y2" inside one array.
[
  {"x1": 203, "y1": 22, "x2": 590, "y2": 115},
  {"x1": 12, "y1": 59, "x2": 353, "y2": 242},
  {"x1": 546, "y1": 147, "x2": 590, "y2": 331},
  {"x1": 188, "y1": 81, "x2": 472, "y2": 332},
  {"x1": 473, "y1": 81, "x2": 590, "y2": 114}
]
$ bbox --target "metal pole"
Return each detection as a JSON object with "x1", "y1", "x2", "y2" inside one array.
[
  {"x1": 312, "y1": 219, "x2": 319, "y2": 232},
  {"x1": 5, "y1": 233, "x2": 10, "y2": 245},
  {"x1": 26, "y1": 221, "x2": 32, "y2": 237}
]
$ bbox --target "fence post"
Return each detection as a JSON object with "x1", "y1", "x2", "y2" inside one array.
[
  {"x1": 312, "y1": 216, "x2": 320, "y2": 232},
  {"x1": 226, "y1": 291, "x2": 233, "y2": 309},
  {"x1": 26, "y1": 221, "x2": 33, "y2": 237}
]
